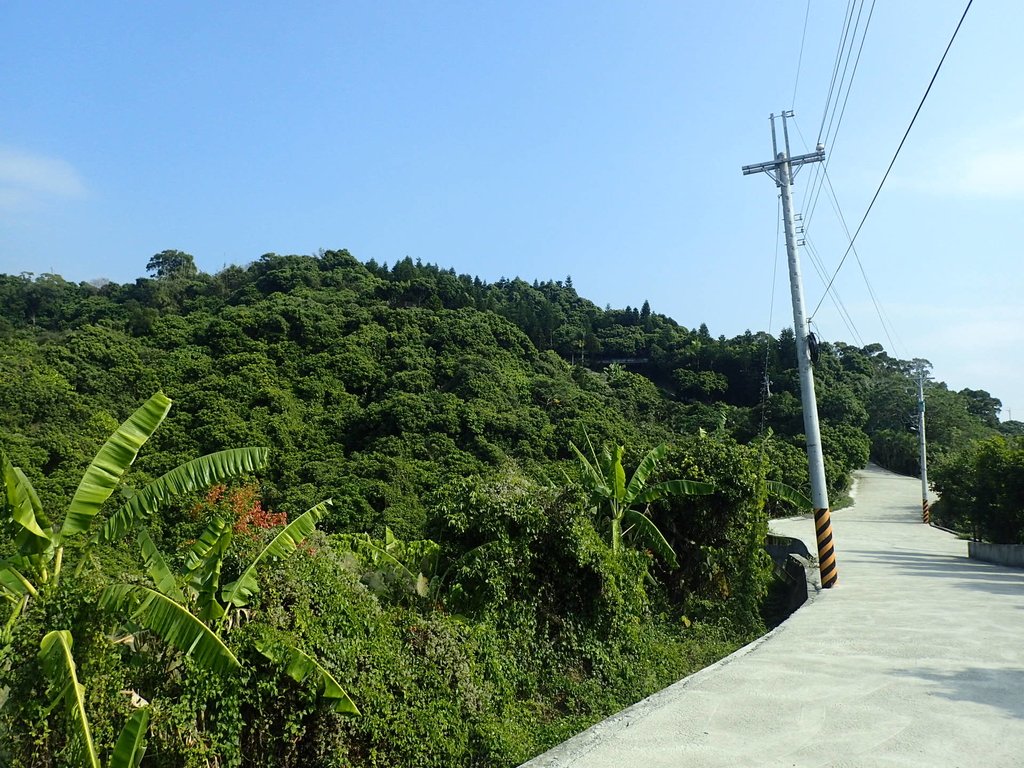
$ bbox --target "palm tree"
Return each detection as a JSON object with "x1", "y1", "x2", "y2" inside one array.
[{"x1": 569, "y1": 436, "x2": 714, "y2": 568}]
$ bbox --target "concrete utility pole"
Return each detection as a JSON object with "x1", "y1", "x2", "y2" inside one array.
[
  {"x1": 917, "y1": 370, "x2": 930, "y2": 524},
  {"x1": 742, "y1": 111, "x2": 837, "y2": 588}
]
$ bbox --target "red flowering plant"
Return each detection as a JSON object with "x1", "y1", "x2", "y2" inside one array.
[{"x1": 189, "y1": 482, "x2": 287, "y2": 538}]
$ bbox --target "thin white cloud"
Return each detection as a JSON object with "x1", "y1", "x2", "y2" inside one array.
[
  {"x1": 896, "y1": 114, "x2": 1024, "y2": 200},
  {"x1": 0, "y1": 147, "x2": 88, "y2": 210},
  {"x1": 961, "y1": 149, "x2": 1024, "y2": 198},
  {"x1": 896, "y1": 304, "x2": 1024, "y2": 357},
  {"x1": 888, "y1": 303, "x2": 1024, "y2": 413}
]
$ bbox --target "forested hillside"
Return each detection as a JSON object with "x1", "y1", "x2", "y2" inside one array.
[{"x1": 0, "y1": 250, "x2": 1014, "y2": 767}]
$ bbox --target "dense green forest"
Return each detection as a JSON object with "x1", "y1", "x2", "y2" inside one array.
[{"x1": 0, "y1": 250, "x2": 1016, "y2": 767}]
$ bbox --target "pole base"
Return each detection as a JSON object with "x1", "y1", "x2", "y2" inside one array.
[{"x1": 815, "y1": 507, "x2": 838, "y2": 588}]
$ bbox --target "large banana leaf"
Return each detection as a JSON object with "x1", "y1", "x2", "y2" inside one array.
[
  {"x1": 635, "y1": 478, "x2": 714, "y2": 504},
  {"x1": 597, "y1": 440, "x2": 612, "y2": 474},
  {"x1": 185, "y1": 517, "x2": 232, "y2": 573},
  {"x1": 100, "y1": 585, "x2": 240, "y2": 673},
  {"x1": 0, "y1": 560, "x2": 38, "y2": 600},
  {"x1": 623, "y1": 444, "x2": 667, "y2": 504},
  {"x1": 62, "y1": 392, "x2": 172, "y2": 537},
  {"x1": 611, "y1": 445, "x2": 627, "y2": 504},
  {"x1": 623, "y1": 509, "x2": 679, "y2": 569},
  {"x1": 256, "y1": 638, "x2": 359, "y2": 715},
  {"x1": 2, "y1": 454, "x2": 50, "y2": 540},
  {"x1": 336, "y1": 524, "x2": 440, "y2": 600},
  {"x1": 97, "y1": 447, "x2": 269, "y2": 543},
  {"x1": 387, "y1": 529, "x2": 440, "y2": 583},
  {"x1": 569, "y1": 442, "x2": 610, "y2": 499},
  {"x1": 13, "y1": 524, "x2": 55, "y2": 558},
  {"x1": 220, "y1": 500, "x2": 331, "y2": 610},
  {"x1": 137, "y1": 529, "x2": 183, "y2": 602},
  {"x1": 38, "y1": 630, "x2": 101, "y2": 768},
  {"x1": 109, "y1": 707, "x2": 150, "y2": 768},
  {"x1": 11, "y1": 470, "x2": 54, "y2": 565},
  {"x1": 183, "y1": 518, "x2": 232, "y2": 621},
  {"x1": 337, "y1": 528, "x2": 416, "y2": 579},
  {"x1": 765, "y1": 481, "x2": 813, "y2": 511}
]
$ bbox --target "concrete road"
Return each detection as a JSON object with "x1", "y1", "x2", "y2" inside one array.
[{"x1": 522, "y1": 465, "x2": 1024, "y2": 767}]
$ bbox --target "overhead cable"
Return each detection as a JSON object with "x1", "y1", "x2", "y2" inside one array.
[
  {"x1": 810, "y1": 0, "x2": 974, "y2": 319},
  {"x1": 805, "y1": 0, "x2": 876, "y2": 235},
  {"x1": 817, "y1": 0, "x2": 859, "y2": 145},
  {"x1": 817, "y1": 167, "x2": 899, "y2": 355},
  {"x1": 823, "y1": 0, "x2": 877, "y2": 154},
  {"x1": 791, "y1": 0, "x2": 813, "y2": 108},
  {"x1": 804, "y1": 237, "x2": 864, "y2": 346},
  {"x1": 820, "y1": 0, "x2": 868, "y2": 149}
]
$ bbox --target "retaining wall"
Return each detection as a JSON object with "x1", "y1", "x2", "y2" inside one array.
[{"x1": 968, "y1": 540, "x2": 1024, "y2": 568}]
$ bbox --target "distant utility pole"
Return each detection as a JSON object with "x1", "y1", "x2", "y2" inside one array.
[
  {"x1": 917, "y1": 369, "x2": 930, "y2": 524},
  {"x1": 742, "y1": 111, "x2": 837, "y2": 589}
]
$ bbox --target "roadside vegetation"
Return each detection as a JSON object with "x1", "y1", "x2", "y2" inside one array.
[{"x1": 0, "y1": 250, "x2": 1013, "y2": 765}]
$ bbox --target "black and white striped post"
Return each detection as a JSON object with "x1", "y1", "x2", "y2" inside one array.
[{"x1": 743, "y1": 111, "x2": 838, "y2": 588}]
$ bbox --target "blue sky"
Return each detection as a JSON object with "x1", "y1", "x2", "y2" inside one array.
[{"x1": 2, "y1": 2, "x2": 1022, "y2": 418}]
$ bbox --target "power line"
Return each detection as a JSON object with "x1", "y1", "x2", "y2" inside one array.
[
  {"x1": 804, "y1": 239, "x2": 860, "y2": 345},
  {"x1": 810, "y1": 0, "x2": 975, "y2": 318},
  {"x1": 791, "y1": 0, "x2": 812, "y2": 108},
  {"x1": 801, "y1": 0, "x2": 856, "y2": 230},
  {"x1": 791, "y1": 115, "x2": 903, "y2": 357},
  {"x1": 823, "y1": 0, "x2": 877, "y2": 155},
  {"x1": 767, "y1": 195, "x2": 782, "y2": 337},
  {"x1": 804, "y1": 0, "x2": 876, "y2": 237},
  {"x1": 817, "y1": 0, "x2": 858, "y2": 145},
  {"x1": 815, "y1": 166, "x2": 899, "y2": 355},
  {"x1": 759, "y1": 195, "x2": 783, "y2": 436},
  {"x1": 803, "y1": 237, "x2": 864, "y2": 346},
  {"x1": 820, "y1": 0, "x2": 868, "y2": 150},
  {"x1": 778, "y1": 116, "x2": 865, "y2": 347},
  {"x1": 789, "y1": 115, "x2": 904, "y2": 357}
]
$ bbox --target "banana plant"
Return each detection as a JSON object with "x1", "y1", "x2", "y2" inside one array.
[
  {"x1": 101, "y1": 499, "x2": 359, "y2": 715},
  {"x1": 569, "y1": 435, "x2": 714, "y2": 568},
  {"x1": 0, "y1": 391, "x2": 269, "y2": 607},
  {"x1": 38, "y1": 629, "x2": 151, "y2": 768},
  {"x1": 336, "y1": 526, "x2": 441, "y2": 602},
  {"x1": 2, "y1": 393, "x2": 268, "y2": 764},
  {"x1": 765, "y1": 481, "x2": 813, "y2": 511}
]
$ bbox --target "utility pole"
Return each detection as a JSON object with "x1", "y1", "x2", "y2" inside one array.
[
  {"x1": 742, "y1": 111, "x2": 837, "y2": 588},
  {"x1": 917, "y1": 369, "x2": 930, "y2": 524}
]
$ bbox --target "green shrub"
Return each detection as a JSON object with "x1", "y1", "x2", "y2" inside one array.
[
  {"x1": 932, "y1": 436, "x2": 1024, "y2": 543},
  {"x1": 653, "y1": 434, "x2": 775, "y2": 637}
]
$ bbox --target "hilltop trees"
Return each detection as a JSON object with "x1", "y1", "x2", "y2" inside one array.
[
  {"x1": 1, "y1": 248, "x2": 1006, "y2": 521},
  {"x1": 146, "y1": 250, "x2": 198, "y2": 280}
]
